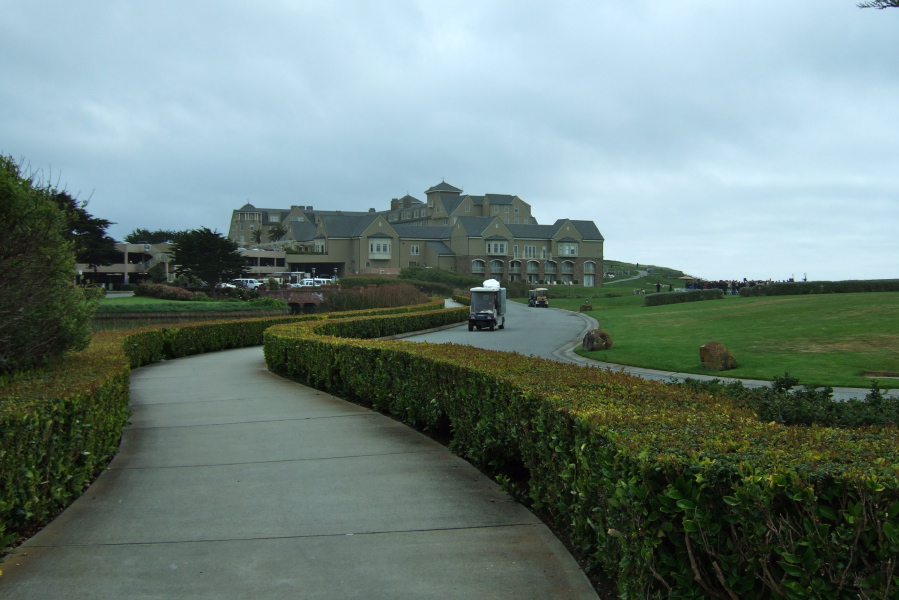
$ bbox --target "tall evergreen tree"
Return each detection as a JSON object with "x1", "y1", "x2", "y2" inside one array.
[
  {"x1": 0, "y1": 156, "x2": 102, "y2": 375},
  {"x1": 170, "y1": 227, "x2": 248, "y2": 290}
]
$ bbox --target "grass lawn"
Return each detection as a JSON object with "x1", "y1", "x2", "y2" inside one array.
[
  {"x1": 97, "y1": 296, "x2": 280, "y2": 313},
  {"x1": 544, "y1": 291, "x2": 899, "y2": 389}
]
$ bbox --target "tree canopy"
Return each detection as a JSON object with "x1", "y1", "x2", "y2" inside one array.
[
  {"x1": 858, "y1": 1, "x2": 899, "y2": 7},
  {"x1": 170, "y1": 227, "x2": 247, "y2": 289},
  {"x1": 0, "y1": 155, "x2": 102, "y2": 375},
  {"x1": 123, "y1": 228, "x2": 187, "y2": 244},
  {"x1": 53, "y1": 190, "x2": 119, "y2": 272}
]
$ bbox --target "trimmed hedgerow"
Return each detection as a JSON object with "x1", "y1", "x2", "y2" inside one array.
[
  {"x1": 644, "y1": 288, "x2": 724, "y2": 307},
  {"x1": 739, "y1": 279, "x2": 899, "y2": 297},
  {"x1": 264, "y1": 313, "x2": 899, "y2": 599},
  {"x1": 0, "y1": 298, "x2": 455, "y2": 555}
]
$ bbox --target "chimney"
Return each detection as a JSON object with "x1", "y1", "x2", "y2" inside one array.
[
  {"x1": 368, "y1": 208, "x2": 375, "y2": 212},
  {"x1": 306, "y1": 206, "x2": 313, "y2": 210},
  {"x1": 403, "y1": 196, "x2": 412, "y2": 209},
  {"x1": 391, "y1": 198, "x2": 400, "y2": 210}
]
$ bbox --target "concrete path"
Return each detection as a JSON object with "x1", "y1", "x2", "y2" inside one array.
[{"x1": 0, "y1": 347, "x2": 598, "y2": 599}]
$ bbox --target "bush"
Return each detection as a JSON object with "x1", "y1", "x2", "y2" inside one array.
[
  {"x1": 264, "y1": 315, "x2": 899, "y2": 598},
  {"x1": 399, "y1": 266, "x2": 482, "y2": 290},
  {"x1": 320, "y1": 283, "x2": 429, "y2": 312},
  {"x1": 644, "y1": 288, "x2": 723, "y2": 306},
  {"x1": 739, "y1": 279, "x2": 899, "y2": 297},
  {"x1": 135, "y1": 282, "x2": 210, "y2": 302},
  {"x1": 0, "y1": 155, "x2": 104, "y2": 375}
]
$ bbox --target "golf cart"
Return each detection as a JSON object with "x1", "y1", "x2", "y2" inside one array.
[
  {"x1": 527, "y1": 287, "x2": 549, "y2": 308},
  {"x1": 468, "y1": 279, "x2": 506, "y2": 331}
]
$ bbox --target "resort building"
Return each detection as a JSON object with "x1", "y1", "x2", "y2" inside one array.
[{"x1": 226, "y1": 182, "x2": 605, "y2": 286}]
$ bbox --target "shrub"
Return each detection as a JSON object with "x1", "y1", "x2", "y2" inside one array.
[
  {"x1": 644, "y1": 288, "x2": 723, "y2": 306},
  {"x1": 135, "y1": 282, "x2": 210, "y2": 302},
  {"x1": 739, "y1": 279, "x2": 899, "y2": 297},
  {"x1": 320, "y1": 283, "x2": 429, "y2": 312},
  {"x1": 0, "y1": 155, "x2": 104, "y2": 375}
]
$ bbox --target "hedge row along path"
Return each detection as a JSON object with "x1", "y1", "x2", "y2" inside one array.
[{"x1": 0, "y1": 346, "x2": 598, "y2": 599}]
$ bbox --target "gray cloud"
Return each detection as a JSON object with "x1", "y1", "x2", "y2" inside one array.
[{"x1": 2, "y1": 0, "x2": 897, "y2": 281}]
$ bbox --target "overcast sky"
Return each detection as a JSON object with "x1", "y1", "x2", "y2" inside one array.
[{"x1": 3, "y1": 1, "x2": 897, "y2": 281}]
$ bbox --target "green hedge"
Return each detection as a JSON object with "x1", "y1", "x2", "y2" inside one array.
[
  {"x1": 644, "y1": 288, "x2": 724, "y2": 306},
  {"x1": 740, "y1": 279, "x2": 899, "y2": 297},
  {"x1": 264, "y1": 313, "x2": 899, "y2": 599},
  {"x1": 0, "y1": 299, "x2": 451, "y2": 554}
]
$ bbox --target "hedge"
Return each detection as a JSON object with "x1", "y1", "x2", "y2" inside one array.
[
  {"x1": 0, "y1": 299, "x2": 451, "y2": 554},
  {"x1": 644, "y1": 288, "x2": 724, "y2": 307},
  {"x1": 739, "y1": 279, "x2": 899, "y2": 297},
  {"x1": 264, "y1": 312, "x2": 899, "y2": 599}
]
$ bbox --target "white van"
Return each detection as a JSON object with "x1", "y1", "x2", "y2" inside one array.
[
  {"x1": 292, "y1": 278, "x2": 333, "y2": 287},
  {"x1": 233, "y1": 278, "x2": 263, "y2": 290}
]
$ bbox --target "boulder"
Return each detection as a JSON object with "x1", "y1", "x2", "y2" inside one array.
[
  {"x1": 582, "y1": 329, "x2": 613, "y2": 351},
  {"x1": 700, "y1": 341, "x2": 737, "y2": 371}
]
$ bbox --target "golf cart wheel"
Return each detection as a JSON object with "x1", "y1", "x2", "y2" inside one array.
[{"x1": 468, "y1": 322, "x2": 474, "y2": 331}]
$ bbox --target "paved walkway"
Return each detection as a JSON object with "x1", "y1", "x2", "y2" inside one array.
[{"x1": 0, "y1": 347, "x2": 598, "y2": 600}]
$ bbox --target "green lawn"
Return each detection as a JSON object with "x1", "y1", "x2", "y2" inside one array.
[
  {"x1": 548, "y1": 292, "x2": 899, "y2": 388},
  {"x1": 98, "y1": 296, "x2": 276, "y2": 313}
]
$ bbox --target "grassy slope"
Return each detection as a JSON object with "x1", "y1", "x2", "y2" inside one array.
[
  {"x1": 544, "y1": 291, "x2": 899, "y2": 388},
  {"x1": 97, "y1": 296, "x2": 276, "y2": 313}
]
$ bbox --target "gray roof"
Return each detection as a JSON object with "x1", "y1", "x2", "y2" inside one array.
[
  {"x1": 439, "y1": 196, "x2": 465, "y2": 215},
  {"x1": 288, "y1": 220, "x2": 317, "y2": 242},
  {"x1": 484, "y1": 193, "x2": 515, "y2": 205},
  {"x1": 506, "y1": 223, "x2": 557, "y2": 239},
  {"x1": 551, "y1": 219, "x2": 604, "y2": 241},
  {"x1": 426, "y1": 241, "x2": 455, "y2": 255},
  {"x1": 424, "y1": 181, "x2": 462, "y2": 194},
  {"x1": 392, "y1": 224, "x2": 453, "y2": 239},
  {"x1": 455, "y1": 216, "x2": 494, "y2": 236},
  {"x1": 466, "y1": 195, "x2": 485, "y2": 206}
]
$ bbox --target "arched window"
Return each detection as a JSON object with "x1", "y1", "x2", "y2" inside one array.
[
  {"x1": 490, "y1": 260, "x2": 504, "y2": 273},
  {"x1": 544, "y1": 261, "x2": 557, "y2": 275},
  {"x1": 471, "y1": 259, "x2": 486, "y2": 274}
]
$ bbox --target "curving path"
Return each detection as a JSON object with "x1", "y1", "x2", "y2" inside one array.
[{"x1": 0, "y1": 345, "x2": 598, "y2": 599}]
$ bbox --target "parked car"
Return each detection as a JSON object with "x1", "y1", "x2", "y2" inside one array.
[{"x1": 232, "y1": 278, "x2": 263, "y2": 290}]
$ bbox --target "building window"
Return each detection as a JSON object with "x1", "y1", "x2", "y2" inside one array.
[
  {"x1": 560, "y1": 243, "x2": 579, "y2": 256},
  {"x1": 584, "y1": 261, "x2": 596, "y2": 274},
  {"x1": 513, "y1": 245, "x2": 519, "y2": 258},
  {"x1": 523, "y1": 218, "x2": 529, "y2": 224},
  {"x1": 493, "y1": 206, "x2": 499, "y2": 213},
  {"x1": 269, "y1": 215, "x2": 279, "y2": 223},
  {"x1": 413, "y1": 209, "x2": 419, "y2": 218},
  {"x1": 239, "y1": 235, "x2": 245, "y2": 243},
  {"x1": 524, "y1": 245, "x2": 536, "y2": 259},
  {"x1": 490, "y1": 260, "x2": 503, "y2": 273},
  {"x1": 514, "y1": 218, "x2": 519, "y2": 224},
  {"x1": 410, "y1": 245, "x2": 420, "y2": 255},
  {"x1": 562, "y1": 261, "x2": 575, "y2": 274},
  {"x1": 369, "y1": 240, "x2": 391, "y2": 257},
  {"x1": 527, "y1": 260, "x2": 539, "y2": 274},
  {"x1": 250, "y1": 225, "x2": 255, "y2": 231},
  {"x1": 487, "y1": 242, "x2": 506, "y2": 254},
  {"x1": 466, "y1": 205, "x2": 471, "y2": 213},
  {"x1": 583, "y1": 274, "x2": 595, "y2": 287},
  {"x1": 504, "y1": 206, "x2": 509, "y2": 213},
  {"x1": 541, "y1": 245, "x2": 548, "y2": 259},
  {"x1": 290, "y1": 216, "x2": 304, "y2": 222},
  {"x1": 471, "y1": 259, "x2": 486, "y2": 273},
  {"x1": 514, "y1": 206, "x2": 519, "y2": 213},
  {"x1": 544, "y1": 261, "x2": 557, "y2": 275},
  {"x1": 315, "y1": 240, "x2": 326, "y2": 253},
  {"x1": 510, "y1": 260, "x2": 521, "y2": 271}
]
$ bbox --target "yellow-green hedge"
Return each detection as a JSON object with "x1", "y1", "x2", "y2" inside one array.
[
  {"x1": 0, "y1": 299, "x2": 452, "y2": 554},
  {"x1": 264, "y1": 311, "x2": 899, "y2": 599}
]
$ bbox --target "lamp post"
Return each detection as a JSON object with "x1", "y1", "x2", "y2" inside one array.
[
  {"x1": 333, "y1": 267, "x2": 338, "y2": 281},
  {"x1": 312, "y1": 267, "x2": 316, "y2": 279}
]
